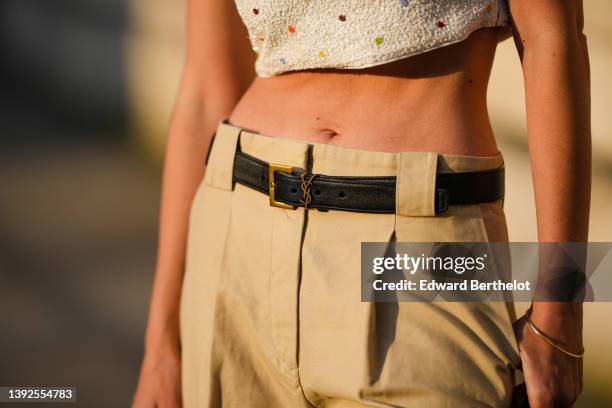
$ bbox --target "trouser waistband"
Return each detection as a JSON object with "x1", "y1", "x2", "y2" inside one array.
[
  {"x1": 232, "y1": 149, "x2": 504, "y2": 214},
  {"x1": 203, "y1": 118, "x2": 505, "y2": 217}
]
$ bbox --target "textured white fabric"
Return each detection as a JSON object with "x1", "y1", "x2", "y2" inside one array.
[{"x1": 234, "y1": 0, "x2": 510, "y2": 77}]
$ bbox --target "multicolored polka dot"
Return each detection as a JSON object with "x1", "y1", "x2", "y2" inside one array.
[{"x1": 237, "y1": 0, "x2": 510, "y2": 76}]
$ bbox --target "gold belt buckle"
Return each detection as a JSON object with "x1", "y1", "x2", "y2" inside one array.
[{"x1": 268, "y1": 163, "x2": 296, "y2": 209}]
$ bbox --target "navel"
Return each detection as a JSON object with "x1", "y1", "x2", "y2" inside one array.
[{"x1": 316, "y1": 127, "x2": 341, "y2": 140}]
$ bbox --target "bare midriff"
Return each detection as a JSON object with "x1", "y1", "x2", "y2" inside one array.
[{"x1": 228, "y1": 27, "x2": 506, "y2": 156}]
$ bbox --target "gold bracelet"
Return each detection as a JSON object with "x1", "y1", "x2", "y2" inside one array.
[{"x1": 524, "y1": 306, "x2": 585, "y2": 358}]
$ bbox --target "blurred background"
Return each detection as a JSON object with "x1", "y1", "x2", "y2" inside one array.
[{"x1": 0, "y1": 0, "x2": 610, "y2": 407}]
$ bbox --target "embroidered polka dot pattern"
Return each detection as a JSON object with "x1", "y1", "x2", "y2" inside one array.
[{"x1": 234, "y1": 0, "x2": 511, "y2": 77}]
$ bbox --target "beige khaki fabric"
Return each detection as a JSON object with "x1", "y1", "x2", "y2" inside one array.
[{"x1": 179, "y1": 119, "x2": 521, "y2": 408}]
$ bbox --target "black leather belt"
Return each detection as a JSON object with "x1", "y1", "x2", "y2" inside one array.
[{"x1": 232, "y1": 150, "x2": 504, "y2": 214}]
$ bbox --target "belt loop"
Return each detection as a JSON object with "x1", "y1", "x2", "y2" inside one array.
[
  {"x1": 203, "y1": 131, "x2": 217, "y2": 166},
  {"x1": 395, "y1": 151, "x2": 438, "y2": 217},
  {"x1": 203, "y1": 120, "x2": 241, "y2": 191}
]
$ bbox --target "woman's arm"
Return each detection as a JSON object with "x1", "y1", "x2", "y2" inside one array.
[
  {"x1": 507, "y1": 0, "x2": 591, "y2": 406},
  {"x1": 133, "y1": 0, "x2": 255, "y2": 406}
]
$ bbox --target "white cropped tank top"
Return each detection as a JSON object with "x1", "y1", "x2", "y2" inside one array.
[{"x1": 234, "y1": 0, "x2": 511, "y2": 77}]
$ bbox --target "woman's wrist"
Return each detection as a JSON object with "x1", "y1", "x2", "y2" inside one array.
[
  {"x1": 528, "y1": 301, "x2": 584, "y2": 350},
  {"x1": 143, "y1": 341, "x2": 180, "y2": 365},
  {"x1": 144, "y1": 320, "x2": 181, "y2": 359},
  {"x1": 530, "y1": 301, "x2": 583, "y2": 322}
]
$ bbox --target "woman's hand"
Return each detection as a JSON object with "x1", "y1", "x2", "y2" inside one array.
[
  {"x1": 512, "y1": 305, "x2": 583, "y2": 408},
  {"x1": 132, "y1": 349, "x2": 182, "y2": 408}
]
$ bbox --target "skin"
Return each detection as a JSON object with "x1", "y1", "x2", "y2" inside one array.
[{"x1": 132, "y1": 0, "x2": 591, "y2": 407}]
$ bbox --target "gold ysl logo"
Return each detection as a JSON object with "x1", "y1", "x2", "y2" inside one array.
[{"x1": 299, "y1": 172, "x2": 317, "y2": 209}]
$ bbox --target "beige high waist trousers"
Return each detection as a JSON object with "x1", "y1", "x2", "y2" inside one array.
[{"x1": 179, "y1": 119, "x2": 521, "y2": 408}]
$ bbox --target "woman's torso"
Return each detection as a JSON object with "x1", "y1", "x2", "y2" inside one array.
[{"x1": 228, "y1": 27, "x2": 505, "y2": 156}]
